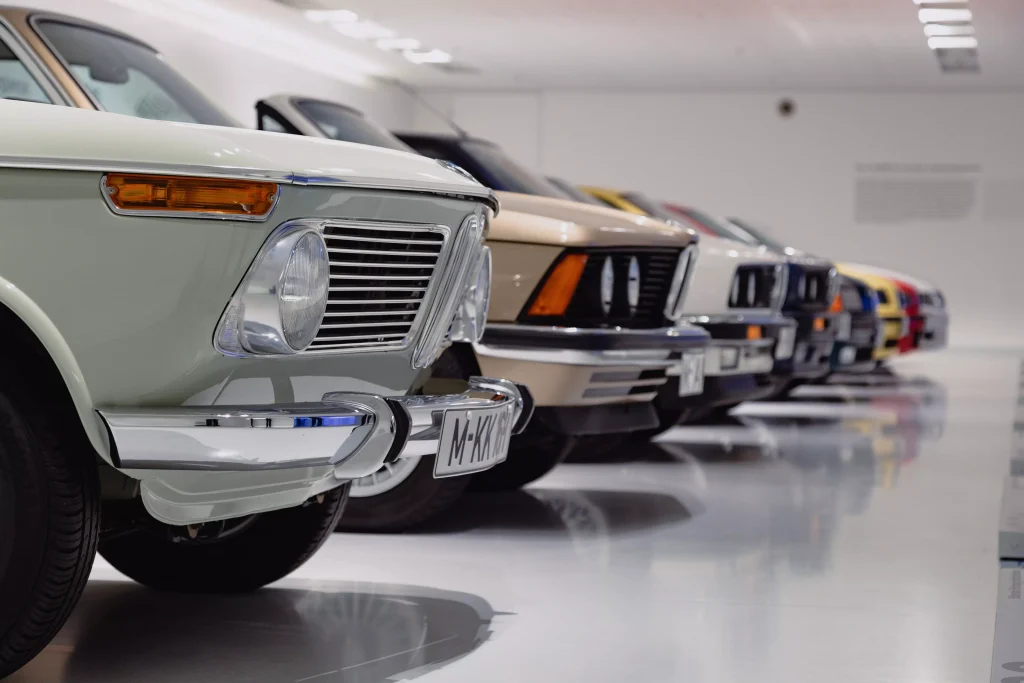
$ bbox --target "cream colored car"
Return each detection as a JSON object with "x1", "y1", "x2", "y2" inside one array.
[{"x1": 257, "y1": 94, "x2": 711, "y2": 483}]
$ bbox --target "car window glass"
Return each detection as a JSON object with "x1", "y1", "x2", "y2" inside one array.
[
  {"x1": 36, "y1": 20, "x2": 234, "y2": 126},
  {"x1": 725, "y1": 218, "x2": 791, "y2": 253},
  {"x1": 0, "y1": 36, "x2": 51, "y2": 103},
  {"x1": 295, "y1": 99, "x2": 412, "y2": 152},
  {"x1": 548, "y1": 177, "x2": 607, "y2": 206},
  {"x1": 459, "y1": 140, "x2": 571, "y2": 199},
  {"x1": 259, "y1": 112, "x2": 289, "y2": 133}
]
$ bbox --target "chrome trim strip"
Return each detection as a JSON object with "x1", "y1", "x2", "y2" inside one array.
[
  {"x1": 0, "y1": 156, "x2": 500, "y2": 211},
  {"x1": 99, "y1": 395, "x2": 399, "y2": 474},
  {"x1": 474, "y1": 344, "x2": 678, "y2": 368},
  {"x1": 0, "y1": 17, "x2": 70, "y2": 106},
  {"x1": 99, "y1": 174, "x2": 280, "y2": 222},
  {"x1": 326, "y1": 377, "x2": 525, "y2": 459},
  {"x1": 686, "y1": 313, "x2": 796, "y2": 327},
  {"x1": 664, "y1": 244, "x2": 699, "y2": 322}
]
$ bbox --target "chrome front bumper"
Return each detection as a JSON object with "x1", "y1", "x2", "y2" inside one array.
[
  {"x1": 98, "y1": 377, "x2": 529, "y2": 525},
  {"x1": 474, "y1": 323, "x2": 711, "y2": 367}
]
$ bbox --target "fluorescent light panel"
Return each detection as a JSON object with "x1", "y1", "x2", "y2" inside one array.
[
  {"x1": 403, "y1": 49, "x2": 452, "y2": 64},
  {"x1": 928, "y1": 35, "x2": 979, "y2": 49},
  {"x1": 918, "y1": 7, "x2": 973, "y2": 22},
  {"x1": 923, "y1": 23, "x2": 975, "y2": 36}
]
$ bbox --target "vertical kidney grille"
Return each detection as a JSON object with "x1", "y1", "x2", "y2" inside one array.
[
  {"x1": 728, "y1": 265, "x2": 778, "y2": 309},
  {"x1": 308, "y1": 222, "x2": 447, "y2": 350},
  {"x1": 784, "y1": 265, "x2": 834, "y2": 312}
]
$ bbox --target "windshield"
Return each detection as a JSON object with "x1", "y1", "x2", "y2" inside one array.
[
  {"x1": 36, "y1": 20, "x2": 234, "y2": 126},
  {"x1": 725, "y1": 217, "x2": 793, "y2": 253},
  {"x1": 662, "y1": 204, "x2": 761, "y2": 244},
  {"x1": 294, "y1": 99, "x2": 413, "y2": 152},
  {"x1": 458, "y1": 141, "x2": 571, "y2": 199},
  {"x1": 547, "y1": 177, "x2": 607, "y2": 206},
  {"x1": 621, "y1": 192, "x2": 692, "y2": 225}
]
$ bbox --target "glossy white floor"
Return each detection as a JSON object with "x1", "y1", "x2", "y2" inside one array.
[{"x1": 13, "y1": 350, "x2": 1019, "y2": 683}]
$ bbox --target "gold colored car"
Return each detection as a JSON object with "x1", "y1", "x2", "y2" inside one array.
[{"x1": 836, "y1": 266, "x2": 908, "y2": 361}]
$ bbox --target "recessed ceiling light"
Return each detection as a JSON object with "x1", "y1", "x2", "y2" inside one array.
[
  {"x1": 376, "y1": 37, "x2": 422, "y2": 51},
  {"x1": 927, "y1": 35, "x2": 979, "y2": 49},
  {"x1": 403, "y1": 49, "x2": 453, "y2": 65},
  {"x1": 923, "y1": 23, "x2": 975, "y2": 36},
  {"x1": 919, "y1": 7, "x2": 973, "y2": 22},
  {"x1": 304, "y1": 9, "x2": 358, "y2": 23},
  {"x1": 332, "y1": 21, "x2": 395, "y2": 40}
]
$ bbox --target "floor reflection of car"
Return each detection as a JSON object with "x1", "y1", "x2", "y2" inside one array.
[{"x1": 31, "y1": 581, "x2": 495, "y2": 683}]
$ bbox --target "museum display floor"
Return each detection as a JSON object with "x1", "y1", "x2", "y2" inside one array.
[{"x1": 13, "y1": 350, "x2": 1015, "y2": 683}]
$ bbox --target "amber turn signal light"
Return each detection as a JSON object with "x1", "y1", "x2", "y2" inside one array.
[
  {"x1": 527, "y1": 253, "x2": 588, "y2": 316},
  {"x1": 102, "y1": 173, "x2": 278, "y2": 219},
  {"x1": 813, "y1": 317, "x2": 827, "y2": 331},
  {"x1": 829, "y1": 293, "x2": 843, "y2": 313},
  {"x1": 746, "y1": 325, "x2": 762, "y2": 340}
]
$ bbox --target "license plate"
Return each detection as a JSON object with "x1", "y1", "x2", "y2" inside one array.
[
  {"x1": 775, "y1": 327, "x2": 796, "y2": 360},
  {"x1": 836, "y1": 313, "x2": 852, "y2": 341},
  {"x1": 434, "y1": 404, "x2": 514, "y2": 478},
  {"x1": 677, "y1": 352, "x2": 705, "y2": 396}
]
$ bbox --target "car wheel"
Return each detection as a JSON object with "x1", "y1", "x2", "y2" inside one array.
[
  {"x1": 0, "y1": 391, "x2": 100, "y2": 679},
  {"x1": 98, "y1": 484, "x2": 349, "y2": 593},
  {"x1": 337, "y1": 456, "x2": 471, "y2": 532},
  {"x1": 467, "y1": 425, "x2": 575, "y2": 493}
]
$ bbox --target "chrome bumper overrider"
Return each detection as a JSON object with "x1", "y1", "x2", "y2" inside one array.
[
  {"x1": 97, "y1": 377, "x2": 529, "y2": 526},
  {"x1": 327, "y1": 377, "x2": 530, "y2": 460}
]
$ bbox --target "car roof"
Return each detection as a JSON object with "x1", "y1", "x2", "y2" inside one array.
[{"x1": 0, "y1": 6, "x2": 157, "y2": 52}]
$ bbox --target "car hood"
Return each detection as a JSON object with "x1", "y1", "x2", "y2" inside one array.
[
  {"x1": 699, "y1": 235, "x2": 785, "y2": 263},
  {"x1": 0, "y1": 101, "x2": 496, "y2": 209},
  {"x1": 493, "y1": 192, "x2": 695, "y2": 248}
]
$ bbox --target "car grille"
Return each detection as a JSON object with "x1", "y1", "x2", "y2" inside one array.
[
  {"x1": 728, "y1": 264, "x2": 779, "y2": 309},
  {"x1": 838, "y1": 278, "x2": 864, "y2": 312},
  {"x1": 521, "y1": 247, "x2": 682, "y2": 329},
  {"x1": 784, "y1": 264, "x2": 834, "y2": 313},
  {"x1": 308, "y1": 221, "x2": 448, "y2": 350}
]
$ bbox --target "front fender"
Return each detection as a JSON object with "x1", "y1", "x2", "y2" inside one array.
[{"x1": 0, "y1": 275, "x2": 110, "y2": 463}]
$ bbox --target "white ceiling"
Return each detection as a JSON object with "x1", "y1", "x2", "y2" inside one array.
[{"x1": 280, "y1": 0, "x2": 1024, "y2": 89}]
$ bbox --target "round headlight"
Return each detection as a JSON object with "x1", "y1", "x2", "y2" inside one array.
[
  {"x1": 279, "y1": 231, "x2": 329, "y2": 351},
  {"x1": 601, "y1": 257, "x2": 614, "y2": 315},
  {"x1": 449, "y1": 247, "x2": 491, "y2": 343}
]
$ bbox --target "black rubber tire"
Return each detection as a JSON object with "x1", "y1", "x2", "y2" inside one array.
[
  {"x1": 337, "y1": 456, "x2": 471, "y2": 533},
  {"x1": 468, "y1": 428, "x2": 574, "y2": 493},
  {"x1": 0, "y1": 391, "x2": 100, "y2": 679},
  {"x1": 98, "y1": 484, "x2": 349, "y2": 593}
]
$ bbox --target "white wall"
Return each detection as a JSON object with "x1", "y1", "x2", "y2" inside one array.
[{"x1": 412, "y1": 89, "x2": 1024, "y2": 349}]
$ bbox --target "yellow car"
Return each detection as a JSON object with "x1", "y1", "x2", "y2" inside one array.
[
  {"x1": 835, "y1": 266, "x2": 907, "y2": 362},
  {"x1": 579, "y1": 186, "x2": 649, "y2": 215}
]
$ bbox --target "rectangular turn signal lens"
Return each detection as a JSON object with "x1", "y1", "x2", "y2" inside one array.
[
  {"x1": 830, "y1": 294, "x2": 843, "y2": 313},
  {"x1": 813, "y1": 316, "x2": 826, "y2": 332},
  {"x1": 746, "y1": 325, "x2": 762, "y2": 340},
  {"x1": 527, "y1": 253, "x2": 588, "y2": 317},
  {"x1": 102, "y1": 173, "x2": 278, "y2": 220}
]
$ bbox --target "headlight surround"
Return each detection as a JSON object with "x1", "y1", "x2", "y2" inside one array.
[
  {"x1": 449, "y1": 246, "x2": 491, "y2": 343},
  {"x1": 215, "y1": 225, "x2": 330, "y2": 356},
  {"x1": 279, "y1": 232, "x2": 330, "y2": 350}
]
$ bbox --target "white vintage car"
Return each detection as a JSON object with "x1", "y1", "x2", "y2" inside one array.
[
  {"x1": 0, "y1": 99, "x2": 530, "y2": 678},
  {"x1": 662, "y1": 234, "x2": 798, "y2": 423}
]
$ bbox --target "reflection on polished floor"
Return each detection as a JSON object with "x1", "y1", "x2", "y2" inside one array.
[{"x1": 14, "y1": 350, "x2": 1016, "y2": 683}]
